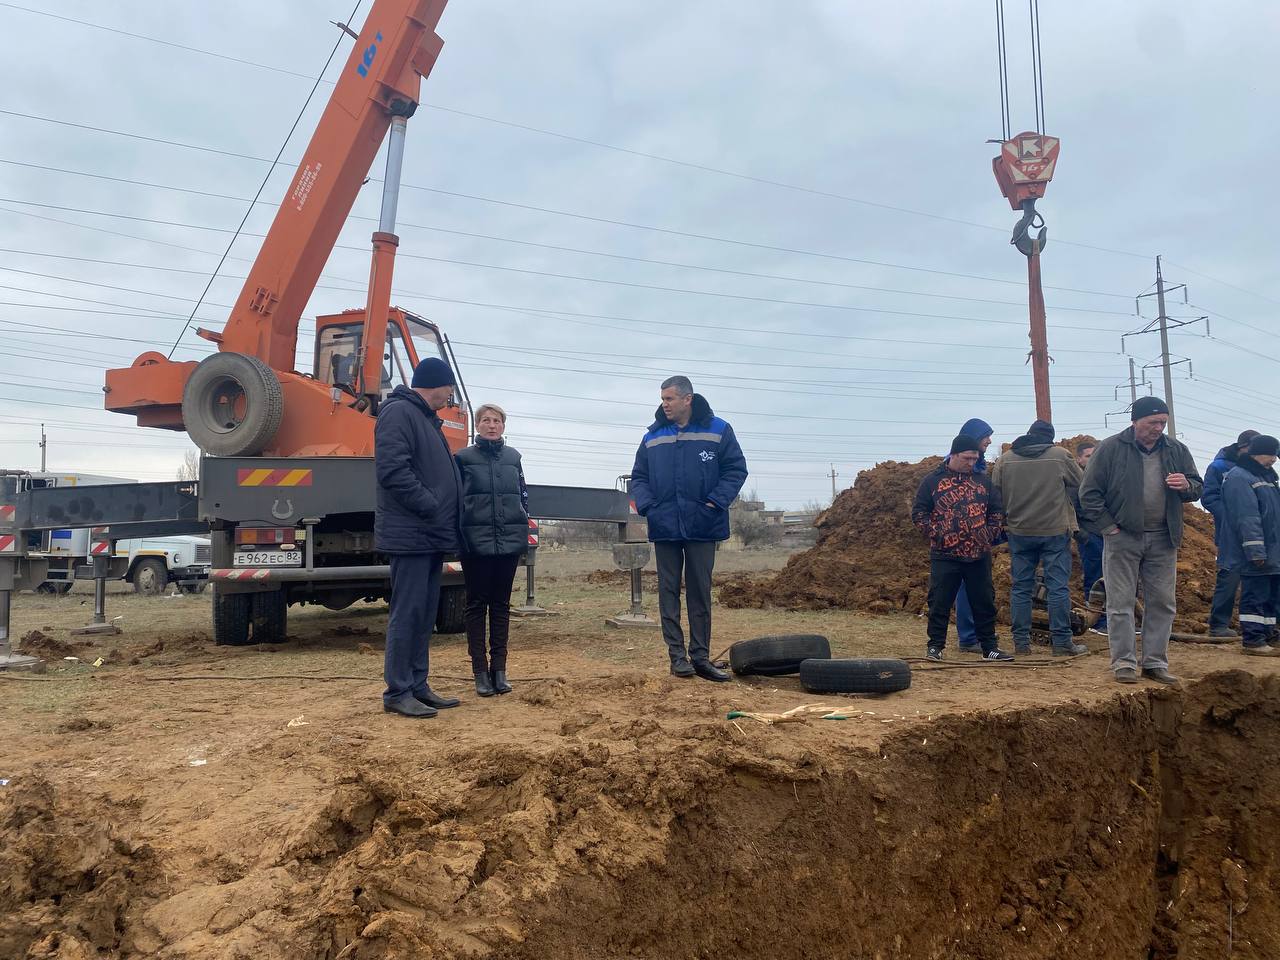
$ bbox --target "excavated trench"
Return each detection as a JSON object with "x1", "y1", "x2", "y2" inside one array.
[{"x1": 3, "y1": 671, "x2": 1278, "y2": 960}]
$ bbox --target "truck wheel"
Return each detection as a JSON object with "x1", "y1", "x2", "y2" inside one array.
[
  {"x1": 729, "y1": 634, "x2": 831, "y2": 677},
  {"x1": 213, "y1": 588, "x2": 252, "y2": 646},
  {"x1": 36, "y1": 581, "x2": 74, "y2": 596},
  {"x1": 251, "y1": 590, "x2": 289, "y2": 644},
  {"x1": 131, "y1": 558, "x2": 168, "y2": 596},
  {"x1": 435, "y1": 585, "x2": 466, "y2": 634},
  {"x1": 798, "y1": 658, "x2": 912, "y2": 695},
  {"x1": 182, "y1": 352, "x2": 283, "y2": 457}
]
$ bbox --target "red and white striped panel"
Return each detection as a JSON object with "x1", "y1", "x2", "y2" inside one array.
[
  {"x1": 444, "y1": 561, "x2": 463, "y2": 573},
  {"x1": 0, "y1": 534, "x2": 15, "y2": 553},
  {"x1": 90, "y1": 526, "x2": 112, "y2": 556},
  {"x1": 212, "y1": 568, "x2": 273, "y2": 581},
  {"x1": 0, "y1": 504, "x2": 15, "y2": 523},
  {"x1": 528, "y1": 517, "x2": 539, "y2": 546}
]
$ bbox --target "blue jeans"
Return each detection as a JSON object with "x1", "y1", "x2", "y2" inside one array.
[
  {"x1": 1079, "y1": 533, "x2": 1106, "y2": 630},
  {"x1": 1009, "y1": 533, "x2": 1072, "y2": 649},
  {"x1": 955, "y1": 583, "x2": 977, "y2": 647}
]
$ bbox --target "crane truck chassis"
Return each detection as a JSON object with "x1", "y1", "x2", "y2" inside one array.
[{"x1": 0, "y1": 468, "x2": 632, "y2": 654}]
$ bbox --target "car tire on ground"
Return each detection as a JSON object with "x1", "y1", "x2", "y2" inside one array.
[
  {"x1": 182, "y1": 352, "x2": 284, "y2": 457},
  {"x1": 213, "y1": 588, "x2": 252, "y2": 646},
  {"x1": 436, "y1": 584, "x2": 466, "y2": 634},
  {"x1": 36, "y1": 581, "x2": 74, "y2": 595},
  {"x1": 131, "y1": 558, "x2": 168, "y2": 596},
  {"x1": 729, "y1": 634, "x2": 831, "y2": 676},
  {"x1": 251, "y1": 590, "x2": 289, "y2": 644},
  {"x1": 798, "y1": 657, "x2": 912, "y2": 695}
]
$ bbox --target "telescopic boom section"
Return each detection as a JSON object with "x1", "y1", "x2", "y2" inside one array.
[{"x1": 221, "y1": 0, "x2": 447, "y2": 369}]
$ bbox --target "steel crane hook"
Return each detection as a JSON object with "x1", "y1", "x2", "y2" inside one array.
[{"x1": 1011, "y1": 198, "x2": 1047, "y2": 256}]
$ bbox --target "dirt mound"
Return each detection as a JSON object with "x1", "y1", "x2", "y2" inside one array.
[
  {"x1": 16, "y1": 629, "x2": 73, "y2": 657},
  {"x1": 0, "y1": 775, "x2": 159, "y2": 959},
  {"x1": 583, "y1": 568, "x2": 658, "y2": 586},
  {"x1": 721, "y1": 438, "x2": 1220, "y2": 634}
]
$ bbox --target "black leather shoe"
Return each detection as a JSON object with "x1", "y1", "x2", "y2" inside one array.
[
  {"x1": 474, "y1": 670, "x2": 496, "y2": 698},
  {"x1": 692, "y1": 660, "x2": 730, "y2": 683},
  {"x1": 1141, "y1": 668, "x2": 1179, "y2": 685},
  {"x1": 415, "y1": 686, "x2": 460, "y2": 709},
  {"x1": 384, "y1": 694, "x2": 437, "y2": 718},
  {"x1": 670, "y1": 658, "x2": 696, "y2": 678},
  {"x1": 492, "y1": 670, "x2": 512, "y2": 695}
]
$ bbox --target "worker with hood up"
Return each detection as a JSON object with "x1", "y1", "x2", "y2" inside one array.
[
  {"x1": 1201, "y1": 429, "x2": 1261, "y2": 638},
  {"x1": 952, "y1": 418, "x2": 994, "y2": 652}
]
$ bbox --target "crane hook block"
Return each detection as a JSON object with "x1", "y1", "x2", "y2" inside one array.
[{"x1": 992, "y1": 131, "x2": 1060, "y2": 211}]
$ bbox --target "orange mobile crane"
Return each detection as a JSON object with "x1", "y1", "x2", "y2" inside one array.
[{"x1": 0, "y1": 0, "x2": 631, "y2": 648}]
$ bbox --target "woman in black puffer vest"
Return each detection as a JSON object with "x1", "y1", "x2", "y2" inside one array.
[{"x1": 456, "y1": 403, "x2": 529, "y2": 697}]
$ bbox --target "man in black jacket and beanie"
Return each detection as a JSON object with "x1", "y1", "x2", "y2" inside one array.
[{"x1": 375, "y1": 356, "x2": 465, "y2": 718}]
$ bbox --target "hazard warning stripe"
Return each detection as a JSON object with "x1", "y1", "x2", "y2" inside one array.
[
  {"x1": 236, "y1": 468, "x2": 313, "y2": 487},
  {"x1": 211, "y1": 569, "x2": 273, "y2": 581},
  {"x1": 0, "y1": 504, "x2": 15, "y2": 523},
  {"x1": 0, "y1": 534, "x2": 15, "y2": 553},
  {"x1": 90, "y1": 541, "x2": 111, "y2": 555}
]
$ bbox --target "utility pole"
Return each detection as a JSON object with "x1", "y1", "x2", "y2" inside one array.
[
  {"x1": 39, "y1": 424, "x2": 46, "y2": 472},
  {"x1": 1154, "y1": 257, "x2": 1177, "y2": 437},
  {"x1": 1127, "y1": 358, "x2": 1139, "y2": 404},
  {"x1": 1126, "y1": 257, "x2": 1206, "y2": 439},
  {"x1": 828, "y1": 464, "x2": 839, "y2": 501}
]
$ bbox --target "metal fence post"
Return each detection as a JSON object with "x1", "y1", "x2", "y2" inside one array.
[{"x1": 512, "y1": 519, "x2": 550, "y2": 617}]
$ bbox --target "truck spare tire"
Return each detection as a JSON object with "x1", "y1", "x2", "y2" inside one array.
[
  {"x1": 182, "y1": 352, "x2": 284, "y2": 457},
  {"x1": 799, "y1": 657, "x2": 911, "y2": 694},
  {"x1": 729, "y1": 634, "x2": 831, "y2": 676}
]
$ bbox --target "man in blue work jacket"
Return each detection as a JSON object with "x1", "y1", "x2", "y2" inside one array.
[{"x1": 631, "y1": 377, "x2": 749, "y2": 682}]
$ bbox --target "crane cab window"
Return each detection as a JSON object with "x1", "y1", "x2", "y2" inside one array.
[
  {"x1": 315, "y1": 322, "x2": 419, "y2": 400},
  {"x1": 316, "y1": 325, "x2": 361, "y2": 390},
  {"x1": 382, "y1": 325, "x2": 413, "y2": 397},
  {"x1": 405, "y1": 316, "x2": 445, "y2": 362}
]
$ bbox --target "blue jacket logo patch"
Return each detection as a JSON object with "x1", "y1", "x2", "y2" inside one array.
[{"x1": 699, "y1": 451, "x2": 716, "y2": 462}]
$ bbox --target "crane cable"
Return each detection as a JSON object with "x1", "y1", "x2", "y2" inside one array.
[
  {"x1": 994, "y1": 0, "x2": 1047, "y2": 139},
  {"x1": 994, "y1": 0, "x2": 1011, "y2": 141},
  {"x1": 1029, "y1": 0, "x2": 1046, "y2": 134}
]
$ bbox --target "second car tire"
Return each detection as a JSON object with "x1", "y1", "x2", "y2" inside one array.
[
  {"x1": 729, "y1": 634, "x2": 832, "y2": 677},
  {"x1": 436, "y1": 584, "x2": 466, "y2": 634},
  {"x1": 799, "y1": 658, "x2": 912, "y2": 695}
]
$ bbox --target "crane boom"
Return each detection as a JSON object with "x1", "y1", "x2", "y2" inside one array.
[{"x1": 220, "y1": 0, "x2": 446, "y2": 369}]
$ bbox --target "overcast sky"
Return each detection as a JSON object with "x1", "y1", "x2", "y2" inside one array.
[{"x1": 1, "y1": 0, "x2": 1277, "y2": 507}]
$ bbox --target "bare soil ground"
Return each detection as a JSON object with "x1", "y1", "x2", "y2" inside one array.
[{"x1": 3, "y1": 546, "x2": 1278, "y2": 959}]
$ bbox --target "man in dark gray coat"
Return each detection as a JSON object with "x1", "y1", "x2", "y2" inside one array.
[
  {"x1": 1079, "y1": 396, "x2": 1203, "y2": 686},
  {"x1": 374, "y1": 357, "x2": 464, "y2": 718}
]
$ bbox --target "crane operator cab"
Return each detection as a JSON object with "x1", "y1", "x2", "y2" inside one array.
[{"x1": 314, "y1": 307, "x2": 470, "y2": 453}]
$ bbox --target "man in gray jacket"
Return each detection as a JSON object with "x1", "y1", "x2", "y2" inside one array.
[{"x1": 1079, "y1": 396, "x2": 1203, "y2": 685}]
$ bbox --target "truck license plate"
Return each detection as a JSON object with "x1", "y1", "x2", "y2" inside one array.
[{"x1": 234, "y1": 550, "x2": 302, "y2": 567}]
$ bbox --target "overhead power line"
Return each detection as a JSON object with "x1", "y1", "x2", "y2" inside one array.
[{"x1": 0, "y1": 142, "x2": 1135, "y2": 301}]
